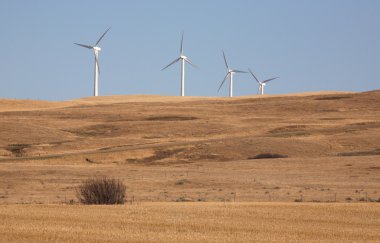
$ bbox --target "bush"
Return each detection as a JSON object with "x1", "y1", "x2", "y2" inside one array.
[{"x1": 76, "y1": 177, "x2": 126, "y2": 205}]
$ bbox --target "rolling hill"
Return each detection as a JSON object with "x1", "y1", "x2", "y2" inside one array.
[{"x1": 0, "y1": 91, "x2": 379, "y2": 203}]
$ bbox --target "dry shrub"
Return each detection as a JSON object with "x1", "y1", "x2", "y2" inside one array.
[{"x1": 76, "y1": 177, "x2": 126, "y2": 205}]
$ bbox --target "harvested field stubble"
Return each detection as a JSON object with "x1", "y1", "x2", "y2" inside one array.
[{"x1": 0, "y1": 203, "x2": 379, "y2": 242}]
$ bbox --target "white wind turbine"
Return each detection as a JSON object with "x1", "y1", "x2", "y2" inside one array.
[
  {"x1": 218, "y1": 51, "x2": 247, "y2": 97},
  {"x1": 74, "y1": 27, "x2": 111, "y2": 97},
  {"x1": 161, "y1": 33, "x2": 197, "y2": 97},
  {"x1": 248, "y1": 68, "x2": 279, "y2": 95}
]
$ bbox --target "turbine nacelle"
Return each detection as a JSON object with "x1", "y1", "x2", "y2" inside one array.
[
  {"x1": 93, "y1": 46, "x2": 101, "y2": 51},
  {"x1": 180, "y1": 55, "x2": 187, "y2": 60}
]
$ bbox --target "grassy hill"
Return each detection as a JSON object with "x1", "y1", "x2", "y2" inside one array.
[{"x1": 0, "y1": 91, "x2": 379, "y2": 203}]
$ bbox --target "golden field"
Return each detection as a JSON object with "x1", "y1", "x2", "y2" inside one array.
[
  {"x1": 1, "y1": 91, "x2": 380, "y2": 241},
  {"x1": 1, "y1": 202, "x2": 380, "y2": 242}
]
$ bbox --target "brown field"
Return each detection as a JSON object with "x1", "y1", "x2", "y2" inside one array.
[
  {"x1": 1, "y1": 203, "x2": 379, "y2": 242},
  {"x1": 1, "y1": 91, "x2": 380, "y2": 241}
]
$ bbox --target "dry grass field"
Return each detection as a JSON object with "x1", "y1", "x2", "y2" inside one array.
[
  {"x1": 1, "y1": 91, "x2": 379, "y2": 204},
  {"x1": 0, "y1": 91, "x2": 380, "y2": 241},
  {"x1": 1, "y1": 202, "x2": 379, "y2": 242}
]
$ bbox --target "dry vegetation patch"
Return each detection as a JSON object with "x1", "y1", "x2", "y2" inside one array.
[
  {"x1": 314, "y1": 95, "x2": 353, "y2": 100},
  {"x1": 338, "y1": 149, "x2": 380, "y2": 157},
  {"x1": 145, "y1": 115, "x2": 198, "y2": 121},
  {"x1": 248, "y1": 153, "x2": 288, "y2": 159},
  {"x1": 5, "y1": 144, "x2": 31, "y2": 157},
  {"x1": 76, "y1": 177, "x2": 126, "y2": 205}
]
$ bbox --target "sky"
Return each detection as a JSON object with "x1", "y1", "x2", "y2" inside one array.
[{"x1": 1, "y1": 0, "x2": 379, "y2": 100}]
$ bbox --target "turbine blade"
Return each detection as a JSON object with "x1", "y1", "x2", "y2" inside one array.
[
  {"x1": 95, "y1": 27, "x2": 111, "y2": 46},
  {"x1": 222, "y1": 51, "x2": 229, "y2": 70},
  {"x1": 232, "y1": 69, "x2": 248, "y2": 73},
  {"x1": 262, "y1": 77, "x2": 279, "y2": 83},
  {"x1": 180, "y1": 32, "x2": 184, "y2": 55},
  {"x1": 185, "y1": 58, "x2": 198, "y2": 69},
  {"x1": 161, "y1": 58, "x2": 180, "y2": 71},
  {"x1": 217, "y1": 73, "x2": 230, "y2": 92},
  {"x1": 248, "y1": 68, "x2": 261, "y2": 84},
  {"x1": 74, "y1": 43, "x2": 93, "y2": 49}
]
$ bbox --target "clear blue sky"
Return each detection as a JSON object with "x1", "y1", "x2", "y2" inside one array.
[{"x1": 1, "y1": 0, "x2": 379, "y2": 100}]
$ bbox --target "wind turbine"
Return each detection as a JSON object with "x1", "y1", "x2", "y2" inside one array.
[
  {"x1": 248, "y1": 68, "x2": 279, "y2": 95},
  {"x1": 161, "y1": 33, "x2": 197, "y2": 97},
  {"x1": 74, "y1": 27, "x2": 111, "y2": 97},
  {"x1": 218, "y1": 51, "x2": 247, "y2": 97}
]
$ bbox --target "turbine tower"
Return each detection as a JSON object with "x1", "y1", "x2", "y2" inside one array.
[
  {"x1": 218, "y1": 51, "x2": 247, "y2": 97},
  {"x1": 162, "y1": 33, "x2": 197, "y2": 97},
  {"x1": 74, "y1": 27, "x2": 111, "y2": 97},
  {"x1": 248, "y1": 68, "x2": 279, "y2": 95}
]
